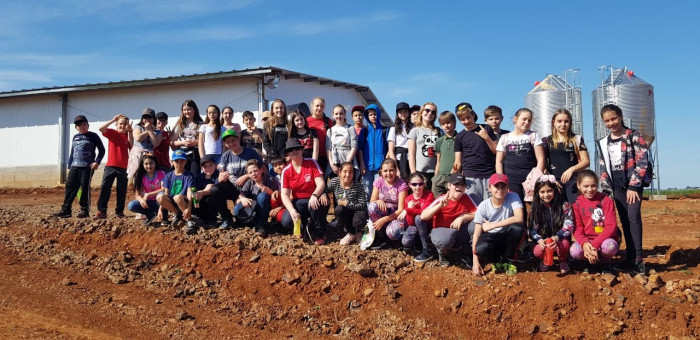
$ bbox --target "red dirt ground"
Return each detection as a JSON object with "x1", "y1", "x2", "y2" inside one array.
[{"x1": 0, "y1": 188, "x2": 698, "y2": 339}]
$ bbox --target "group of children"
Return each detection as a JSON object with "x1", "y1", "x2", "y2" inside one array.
[{"x1": 53, "y1": 98, "x2": 651, "y2": 276}]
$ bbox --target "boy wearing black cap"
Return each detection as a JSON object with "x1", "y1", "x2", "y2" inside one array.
[
  {"x1": 52, "y1": 115, "x2": 105, "y2": 218},
  {"x1": 154, "y1": 111, "x2": 171, "y2": 172},
  {"x1": 184, "y1": 154, "x2": 220, "y2": 234},
  {"x1": 414, "y1": 173, "x2": 477, "y2": 266}
]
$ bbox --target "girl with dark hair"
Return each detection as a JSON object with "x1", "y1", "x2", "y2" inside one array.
[
  {"x1": 127, "y1": 153, "x2": 166, "y2": 225},
  {"x1": 387, "y1": 102, "x2": 413, "y2": 179},
  {"x1": 598, "y1": 104, "x2": 650, "y2": 274},
  {"x1": 528, "y1": 175, "x2": 573, "y2": 273},
  {"x1": 288, "y1": 109, "x2": 318, "y2": 160},
  {"x1": 198, "y1": 104, "x2": 226, "y2": 165},
  {"x1": 172, "y1": 99, "x2": 204, "y2": 174},
  {"x1": 221, "y1": 106, "x2": 241, "y2": 134},
  {"x1": 326, "y1": 162, "x2": 368, "y2": 245},
  {"x1": 543, "y1": 109, "x2": 590, "y2": 203}
]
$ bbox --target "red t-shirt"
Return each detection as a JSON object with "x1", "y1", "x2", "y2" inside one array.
[
  {"x1": 103, "y1": 128, "x2": 130, "y2": 168},
  {"x1": 404, "y1": 191, "x2": 435, "y2": 226},
  {"x1": 281, "y1": 159, "x2": 323, "y2": 199},
  {"x1": 307, "y1": 115, "x2": 332, "y2": 159},
  {"x1": 155, "y1": 130, "x2": 171, "y2": 167},
  {"x1": 430, "y1": 194, "x2": 477, "y2": 228}
]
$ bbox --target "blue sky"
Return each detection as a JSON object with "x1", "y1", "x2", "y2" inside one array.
[{"x1": 2, "y1": 1, "x2": 698, "y2": 189}]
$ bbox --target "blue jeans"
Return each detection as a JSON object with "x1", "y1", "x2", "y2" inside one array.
[
  {"x1": 233, "y1": 192, "x2": 271, "y2": 227},
  {"x1": 361, "y1": 170, "x2": 379, "y2": 198},
  {"x1": 127, "y1": 199, "x2": 160, "y2": 217}
]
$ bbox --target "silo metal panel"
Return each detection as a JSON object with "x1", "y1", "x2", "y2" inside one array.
[{"x1": 525, "y1": 74, "x2": 583, "y2": 138}]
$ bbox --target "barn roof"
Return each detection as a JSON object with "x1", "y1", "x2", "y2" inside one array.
[{"x1": 0, "y1": 66, "x2": 385, "y2": 113}]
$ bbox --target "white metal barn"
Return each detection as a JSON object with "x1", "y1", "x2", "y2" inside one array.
[{"x1": 0, "y1": 66, "x2": 386, "y2": 188}]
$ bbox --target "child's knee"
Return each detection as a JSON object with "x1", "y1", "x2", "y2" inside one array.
[
  {"x1": 533, "y1": 244, "x2": 545, "y2": 259},
  {"x1": 569, "y1": 242, "x2": 584, "y2": 260},
  {"x1": 600, "y1": 238, "x2": 619, "y2": 259}
]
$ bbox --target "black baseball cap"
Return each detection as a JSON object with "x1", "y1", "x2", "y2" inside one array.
[{"x1": 74, "y1": 115, "x2": 88, "y2": 124}]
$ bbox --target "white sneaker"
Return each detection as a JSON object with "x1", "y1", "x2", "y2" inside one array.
[
  {"x1": 339, "y1": 233, "x2": 355, "y2": 246},
  {"x1": 134, "y1": 213, "x2": 144, "y2": 220}
]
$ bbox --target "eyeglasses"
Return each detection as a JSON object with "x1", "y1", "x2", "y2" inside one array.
[
  {"x1": 424, "y1": 109, "x2": 435, "y2": 114},
  {"x1": 410, "y1": 182, "x2": 425, "y2": 187}
]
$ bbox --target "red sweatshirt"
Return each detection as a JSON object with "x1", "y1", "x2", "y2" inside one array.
[
  {"x1": 404, "y1": 191, "x2": 435, "y2": 226},
  {"x1": 572, "y1": 192, "x2": 619, "y2": 249}
]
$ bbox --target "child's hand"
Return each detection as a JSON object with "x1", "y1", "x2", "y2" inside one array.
[
  {"x1": 183, "y1": 208, "x2": 191, "y2": 220},
  {"x1": 140, "y1": 198, "x2": 149, "y2": 209},
  {"x1": 269, "y1": 207, "x2": 282, "y2": 218},
  {"x1": 407, "y1": 200, "x2": 416, "y2": 209},
  {"x1": 397, "y1": 210, "x2": 407, "y2": 221},
  {"x1": 477, "y1": 128, "x2": 490, "y2": 141},
  {"x1": 157, "y1": 209, "x2": 163, "y2": 220},
  {"x1": 90, "y1": 162, "x2": 99, "y2": 170},
  {"x1": 537, "y1": 239, "x2": 547, "y2": 249},
  {"x1": 373, "y1": 217, "x2": 387, "y2": 230},
  {"x1": 472, "y1": 255, "x2": 484, "y2": 276},
  {"x1": 374, "y1": 199, "x2": 387, "y2": 213}
]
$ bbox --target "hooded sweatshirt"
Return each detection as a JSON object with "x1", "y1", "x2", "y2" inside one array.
[{"x1": 359, "y1": 104, "x2": 387, "y2": 172}]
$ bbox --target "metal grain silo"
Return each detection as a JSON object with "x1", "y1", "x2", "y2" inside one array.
[
  {"x1": 592, "y1": 66, "x2": 655, "y2": 145},
  {"x1": 524, "y1": 69, "x2": 583, "y2": 138},
  {"x1": 592, "y1": 66, "x2": 659, "y2": 192}
]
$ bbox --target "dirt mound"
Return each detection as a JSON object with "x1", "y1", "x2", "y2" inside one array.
[{"x1": 0, "y1": 193, "x2": 698, "y2": 338}]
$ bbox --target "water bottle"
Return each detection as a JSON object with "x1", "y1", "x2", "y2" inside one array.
[
  {"x1": 293, "y1": 218, "x2": 301, "y2": 238},
  {"x1": 191, "y1": 187, "x2": 200, "y2": 208},
  {"x1": 544, "y1": 238, "x2": 554, "y2": 266}
]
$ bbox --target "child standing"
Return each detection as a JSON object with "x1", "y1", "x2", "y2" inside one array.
[
  {"x1": 484, "y1": 105, "x2": 510, "y2": 141},
  {"x1": 221, "y1": 106, "x2": 242, "y2": 134},
  {"x1": 128, "y1": 108, "x2": 162, "y2": 178},
  {"x1": 495, "y1": 108, "x2": 546, "y2": 203},
  {"x1": 95, "y1": 114, "x2": 133, "y2": 219},
  {"x1": 408, "y1": 102, "x2": 442, "y2": 191},
  {"x1": 327, "y1": 163, "x2": 368, "y2": 245},
  {"x1": 597, "y1": 104, "x2": 650, "y2": 274},
  {"x1": 569, "y1": 170, "x2": 619, "y2": 274},
  {"x1": 543, "y1": 109, "x2": 590, "y2": 204},
  {"x1": 368, "y1": 159, "x2": 408, "y2": 249},
  {"x1": 157, "y1": 149, "x2": 195, "y2": 228},
  {"x1": 154, "y1": 112, "x2": 171, "y2": 172},
  {"x1": 127, "y1": 154, "x2": 166, "y2": 225},
  {"x1": 239, "y1": 110, "x2": 265, "y2": 159},
  {"x1": 529, "y1": 175, "x2": 574, "y2": 273},
  {"x1": 453, "y1": 103, "x2": 498, "y2": 205},
  {"x1": 351, "y1": 105, "x2": 366, "y2": 176},
  {"x1": 387, "y1": 102, "x2": 413, "y2": 179},
  {"x1": 307, "y1": 97, "x2": 334, "y2": 174},
  {"x1": 471, "y1": 174, "x2": 526, "y2": 276},
  {"x1": 198, "y1": 104, "x2": 226, "y2": 164},
  {"x1": 288, "y1": 110, "x2": 318, "y2": 160},
  {"x1": 171, "y1": 100, "x2": 203, "y2": 175},
  {"x1": 326, "y1": 105, "x2": 357, "y2": 175},
  {"x1": 263, "y1": 99, "x2": 288, "y2": 160},
  {"x1": 432, "y1": 111, "x2": 457, "y2": 197},
  {"x1": 52, "y1": 115, "x2": 105, "y2": 218},
  {"x1": 358, "y1": 104, "x2": 388, "y2": 196}
]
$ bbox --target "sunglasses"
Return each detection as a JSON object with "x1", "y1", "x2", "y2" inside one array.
[
  {"x1": 410, "y1": 182, "x2": 425, "y2": 187},
  {"x1": 424, "y1": 109, "x2": 435, "y2": 114}
]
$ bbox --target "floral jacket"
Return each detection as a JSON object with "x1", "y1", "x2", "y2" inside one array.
[{"x1": 597, "y1": 129, "x2": 650, "y2": 195}]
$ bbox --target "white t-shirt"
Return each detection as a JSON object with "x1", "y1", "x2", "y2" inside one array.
[
  {"x1": 387, "y1": 126, "x2": 409, "y2": 149},
  {"x1": 198, "y1": 125, "x2": 227, "y2": 155}
]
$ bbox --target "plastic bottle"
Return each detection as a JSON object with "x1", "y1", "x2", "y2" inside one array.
[
  {"x1": 191, "y1": 187, "x2": 199, "y2": 208},
  {"x1": 544, "y1": 238, "x2": 554, "y2": 266},
  {"x1": 293, "y1": 218, "x2": 302, "y2": 238}
]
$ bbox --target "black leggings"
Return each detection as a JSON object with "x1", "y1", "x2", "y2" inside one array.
[
  {"x1": 613, "y1": 187, "x2": 643, "y2": 261},
  {"x1": 474, "y1": 224, "x2": 526, "y2": 264},
  {"x1": 334, "y1": 205, "x2": 368, "y2": 234}
]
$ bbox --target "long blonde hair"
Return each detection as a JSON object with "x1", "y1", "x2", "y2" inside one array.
[{"x1": 548, "y1": 108, "x2": 578, "y2": 154}]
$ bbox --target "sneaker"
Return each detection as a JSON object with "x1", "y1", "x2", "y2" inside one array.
[
  {"x1": 255, "y1": 225, "x2": 268, "y2": 237},
  {"x1": 414, "y1": 252, "x2": 434, "y2": 263},
  {"x1": 601, "y1": 263, "x2": 614, "y2": 275},
  {"x1": 559, "y1": 262, "x2": 570, "y2": 274},
  {"x1": 94, "y1": 211, "x2": 107, "y2": 220},
  {"x1": 314, "y1": 237, "x2": 326, "y2": 245},
  {"x1": 76, "y1": 211, "x2": 90, "y2": 218},
  {"x1": 370, "y1": 241, "x2": 387, "y2": 250},
  {"x1": 160, "y1": 218, "x2": 171, "y2": 227},
  {"x1": 134, "y1": 213, "x2": 144, "y2": 220},
  {"x1": 143, "y1": 214, "x2": 157, "y2": 226},
  {"x1": 538, "y1": 261, "x2": 550, "y2": 272},
  {"x1": 583, "y1": 264, "x2": 596, "y2": 274},
  {"x1": 170, "y1": 214, "x2": 183, "y2": 227},
  {"x1": 115, "y1": 212, "x2": 126, "y2": 218},
  {"x1": 183, "y1": 220, "x2": 198, "y2": 235},
  {"x1": 52, "y1": 211, "x2": 71, "y2": 218},
  {"x1": 339, "y1": 233, "x2": 355, "y2": 246},
  {"x1": 219, "y1": 218, "x2": 233, "y2": 230},
  {"x1": 438, "y1": 256, "x2": 451, "y2": 267},
  {"x1": 460, "y1": 256, "x2": 473, "y2": 269},
  {"x1": 635, "y1": 259, "x2": 646, "y2": 275},
  {"x1": 613, "y1": 261, "x2": 636, "y2": 273}
]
